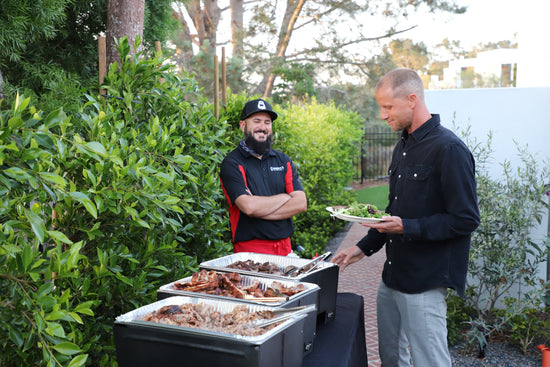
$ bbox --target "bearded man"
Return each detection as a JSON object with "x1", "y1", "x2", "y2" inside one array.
[{"x1": 219, "y1": 99, "x2": 307, "y2": 255}]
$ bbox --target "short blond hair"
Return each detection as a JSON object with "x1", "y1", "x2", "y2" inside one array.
[{"x1": 376, "y1": 68, "x2": 425, "y2": 101}]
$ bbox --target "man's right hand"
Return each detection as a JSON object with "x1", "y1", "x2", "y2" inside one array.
[{"x1": 330, "y1": 246, "x2": 365, "y2": 272}]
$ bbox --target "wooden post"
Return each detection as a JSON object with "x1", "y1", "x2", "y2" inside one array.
[
  {"x1": 214, "y1": 55, "x2": 219, "y2": 119},
  {"x1": 155, "y1": 41, "x2": 164, "y2": 83},
  {"x1": 98, "y1": 36, "x2": 106, "y2": 95},
  {"x1": 221, "y1": 47, "x2": 227, "y2": 106},
  {"x1": 52, "y1": 209, "x2": 58, "y2": 227}
]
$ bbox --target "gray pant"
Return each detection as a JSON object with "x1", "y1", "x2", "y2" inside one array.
[{"x1": 376, "y1": 282, "x2": 451, "y2": 367}]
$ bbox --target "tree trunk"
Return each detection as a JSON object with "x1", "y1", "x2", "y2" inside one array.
[
  {"x1": 187, "y1": 0, "x2": 205, "y2": 46},
  {"x1": 172, "y1": 8, "x2": 195, "y2": 71},
  {"x1": 203, "y1": 0, "x2": 221, "y2": 49},
  {"x1": 106, "y1": 0, "x2": 145, "y2": 66},
  {"x1": 230, "y1": 0, "x2": 244, "y2": 59},
  {"x1": 186, "y1": 0, "x2": 221, "y2": 54},
  {"x1": 253, "y1": 0, "x2": 306, "y2": 97}
]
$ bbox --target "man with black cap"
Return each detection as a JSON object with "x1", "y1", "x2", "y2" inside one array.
[{"x1": 220, "y1": 98, "x2": 307, "y2": 255}]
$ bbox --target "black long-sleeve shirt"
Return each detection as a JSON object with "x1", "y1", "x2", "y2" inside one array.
[{"x1": 357, "y1": 114, "x2": 480, "y2": 298}]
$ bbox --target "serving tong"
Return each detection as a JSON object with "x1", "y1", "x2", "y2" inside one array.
[
  {"x1": 282, "y1": 251, "x2": 332, "y2": 277},
  {"x1": 252, "y1": 304, "x2": 317, "y2": 328}
]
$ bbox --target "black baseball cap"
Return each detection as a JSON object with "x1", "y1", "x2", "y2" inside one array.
[{"x1": 240, "y1": 99, "x2": 278, "y2": 121}]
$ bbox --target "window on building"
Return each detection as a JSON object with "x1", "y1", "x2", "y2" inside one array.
[{"x1": 501, "y1": 63, "x2": 517, "y2": 87}]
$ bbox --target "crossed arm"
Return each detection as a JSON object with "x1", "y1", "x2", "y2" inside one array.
[{"x1": 234, "y1": 189, "x2": 307, "y2": 220}]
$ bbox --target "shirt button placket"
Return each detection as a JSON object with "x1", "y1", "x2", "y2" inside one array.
[
  {"x1": 388, "y1": 240, "x2": 393, "y2": 265},
  {"x1": 395, "y1": 151, "x2": 406, "y2": 202},
  {"x1": 261, "y1": 160, "x2": 269, "y2": 186}
]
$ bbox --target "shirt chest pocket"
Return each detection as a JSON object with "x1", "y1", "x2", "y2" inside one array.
[
  {"x1": 404, "y1": 165, "x2": 434, "y2": 202},
  {"x1": 405, "y1": 165, "x2": 433, "y2": 181}
]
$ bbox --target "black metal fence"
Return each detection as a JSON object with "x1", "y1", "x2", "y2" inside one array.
[{"x1": 353, "y1": 126, "x2": 401, "y2": 183}]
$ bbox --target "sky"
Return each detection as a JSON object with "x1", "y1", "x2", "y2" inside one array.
[
  {"x1": 402, "y1": 0, "x2": 523, "y2": 49},
  {"x1": 209, "y1": 0, "x2": 526, "y2": 58}
]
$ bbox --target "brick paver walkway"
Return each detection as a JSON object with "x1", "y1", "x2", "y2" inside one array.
[{"x1": 333, "y1": 222, "x2": 386, "y2": 367}]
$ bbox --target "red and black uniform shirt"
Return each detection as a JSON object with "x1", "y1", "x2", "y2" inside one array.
[{"x1": 219, "y1": 145, "x2": 304, "y2": 243}]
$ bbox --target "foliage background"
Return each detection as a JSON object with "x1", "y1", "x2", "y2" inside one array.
[
  {"x1": 458, "y1": 129, "x2": 550, "y2": 354},
  {"x1": 275, "y1": 99, "x2": 362, "y2": 257},
  {"x1": 0, "y1": 0, "x2": 176, "y2": 110},
  {"x1": 0, "y1": 40, "x2": 233, "y2": 366}
]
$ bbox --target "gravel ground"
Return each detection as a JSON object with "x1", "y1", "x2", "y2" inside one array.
[{"x1": 450, "y1": 342, "x2": 542, "y2": 366}]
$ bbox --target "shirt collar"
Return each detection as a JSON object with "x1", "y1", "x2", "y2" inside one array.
[{"x1": 402, "y1": 114, "x2": 440, "y2": 142}]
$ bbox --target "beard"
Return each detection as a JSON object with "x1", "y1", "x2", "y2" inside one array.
[{"x1": 244, "y1": 128, "x2": 273, "y2": 155}]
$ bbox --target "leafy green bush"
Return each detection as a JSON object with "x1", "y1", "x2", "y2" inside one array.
[
  {"x1": 291, "y1": 206, "x2": 346, "y2": 258},
  {"x1": 446, "y1": 290, "x2": 477, "y2": 346},
  {"x1": 276, "y1": 98, "x2": 363, "y2": 256},
  {"x1": 508, "y1": 306, "x2": 550, "y2": 354},
  {"x1": 456, "y1": 128, "x2": 550, "y2": 354},
  {"x1": 0, "y1": 0, "x2": 176, "y2": 99},
  {"x1": 276, "y1": 98, "x2": 362, "y2": 205},
  {"x1": 1, "y1": 66, "x2": 88, "y2": 117},
  {"x1": 0, "y1": 38, "x2": 233, "y2": 366}
]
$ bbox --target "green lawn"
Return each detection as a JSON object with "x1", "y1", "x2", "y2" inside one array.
[{"x1": 354, "y1": 184, "x2": 389, "y2": 210}]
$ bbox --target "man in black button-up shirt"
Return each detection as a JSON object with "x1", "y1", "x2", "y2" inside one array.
[{"x1": 332, "y1": 68, "x2": 479, "y2": 366}]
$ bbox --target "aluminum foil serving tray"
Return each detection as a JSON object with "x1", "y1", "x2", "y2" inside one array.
[
  {"x1": 157, "y1": 273, "x2": 320, "y2": 354},
  {"x1": 200, "y1": 252, "x2": 339, "y2": 324},
  {"x1": 157, "y1": 273, "x2": 319, "y2": 306},
  {"x1": 114, "y1": 296, "x2": 308, "y2": 367}
]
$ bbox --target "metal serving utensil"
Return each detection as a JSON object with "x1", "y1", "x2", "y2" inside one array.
[
  {"x1": 283, "y1": 252, "x2": 332, "y2": 277},
  {"x1": 301, "y1": 251, "x2": 332, "y2": 275},
  {"x1": 252, "y1": 304, "x2": 316, "y2": 328}
]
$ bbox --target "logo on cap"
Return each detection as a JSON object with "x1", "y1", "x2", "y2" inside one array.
[{"x1": 241, "y1": 98, "x2": 278, "y2": 121}]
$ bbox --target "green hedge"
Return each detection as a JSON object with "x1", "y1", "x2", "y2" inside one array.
[
  {"x1": 0, "y1": 39, "x2": 232, "y2": 366},
  {"x1": 275, "y1": 98, "x2": 363, "y2": 257}
]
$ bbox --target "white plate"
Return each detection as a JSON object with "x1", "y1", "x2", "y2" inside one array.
[{"x1": 326, "y1": 206, "x2": 386, "y2": 223}]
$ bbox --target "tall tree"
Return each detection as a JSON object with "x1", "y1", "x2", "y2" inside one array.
[
  {"x1": 173, "y1": 0, "x2": 466, "y2": 98},
  {"x1": 257, "y1": 0, "x2": 306, "y2": 97},
  {"x1": 387, "y1": 39, "x2": 429, "y2": 72},
  {"x1": 106, "y1": 0, "x2": 146, "y2": 65},
  {"x1": 230, "y1": 0, "x2": 244, "y2": 59},
  {"x1": 174, "y1": 0, "x2": 222, "y2": 58}
]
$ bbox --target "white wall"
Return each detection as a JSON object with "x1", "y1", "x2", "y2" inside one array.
[
  {"x1": 426, "y1": 87, "x2": 550, "y2": 177},
  {"x1": 425, "y1": 86, "x2": 550, "y2": 284}
]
